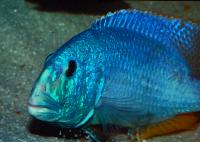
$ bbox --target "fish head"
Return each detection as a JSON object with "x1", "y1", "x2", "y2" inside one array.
[{"x1": 28, "y1": 37, "x2": 104, "y2": 127}]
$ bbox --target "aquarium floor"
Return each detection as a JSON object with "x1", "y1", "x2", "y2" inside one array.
[{"x1": 0, "y1": 0, "x2": 200, "y2": 142}]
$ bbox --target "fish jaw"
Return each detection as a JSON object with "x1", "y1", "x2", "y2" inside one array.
[
  {"x1": 28, "y1": 104, "x2": 62, "y2": 122},
  {"x1": 28, "y1": 91, "x2": 63, "y2": 122},
  {"x1": 28, "y1": 68, "x2": 63, "y2": 122}
]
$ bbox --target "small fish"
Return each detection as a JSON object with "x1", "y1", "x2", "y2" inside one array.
[{"x1": 28, "y1": 9, "x2": 200, "y2": 141}]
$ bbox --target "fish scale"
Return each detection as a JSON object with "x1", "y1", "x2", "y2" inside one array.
[
  {"x1": 90, "y1": 17, "x2": 199, "y2": 126},
  {"x1": 28, "y1": 9, "x2": 200, "y2": 141}
]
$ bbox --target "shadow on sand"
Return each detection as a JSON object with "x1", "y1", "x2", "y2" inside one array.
[
  {"x1": 27, "y1": 118, "x2": 87, "y2": 140},
  {"x1": 25, "y1": 0, "x2": 130, "y2": 15}
]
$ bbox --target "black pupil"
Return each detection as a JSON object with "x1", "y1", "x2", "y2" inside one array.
[{"x1": 66, "y1": 60, "x2": 76, "y2": 77}]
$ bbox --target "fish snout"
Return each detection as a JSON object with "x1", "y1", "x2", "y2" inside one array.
[{"x1": 28, "y1": 85, "x2": 63, "y2": 122}]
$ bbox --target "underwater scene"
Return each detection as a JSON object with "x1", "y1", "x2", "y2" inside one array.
[{"x1": 1, "y1": 0, "x2": 200, "y2": 142}]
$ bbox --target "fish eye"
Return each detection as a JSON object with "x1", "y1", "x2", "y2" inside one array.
[{"x1": 66, "y1": 60, "x2": 77, "y2": 77}]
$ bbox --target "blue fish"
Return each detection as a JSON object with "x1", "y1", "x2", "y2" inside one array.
[{"x1": 28, "y1": 10, "x2": 200, "y2": 141}]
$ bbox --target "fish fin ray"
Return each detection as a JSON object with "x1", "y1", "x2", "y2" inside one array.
[
  {"x1": 92, "y1": 10, "x2": 200, "y2": 74},
  {"x1": 138, "y1": 112, "x2": 200, "y2": 140}
]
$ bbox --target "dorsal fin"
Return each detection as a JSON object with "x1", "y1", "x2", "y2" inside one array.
[{"x1": 92, "y1": 9, "x2": 200, "y2": 75}]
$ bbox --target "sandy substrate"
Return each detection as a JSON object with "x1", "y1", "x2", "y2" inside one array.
[{"x1": 0, "y1": 0, "x2": 200, "y2": 142}]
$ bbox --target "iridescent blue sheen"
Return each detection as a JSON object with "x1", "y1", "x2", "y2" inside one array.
[{"x1": 28, "y1": 9, "x2": 200, "y2": 137}]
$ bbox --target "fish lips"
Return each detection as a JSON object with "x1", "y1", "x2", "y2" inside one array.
[{"x1": 28, "y1": 94, "x2": 63, "y2": 122}]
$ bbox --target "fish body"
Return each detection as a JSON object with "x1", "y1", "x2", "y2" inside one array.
[{"x1": 28, "y1": 10, "x2": 200, "y2": 140}]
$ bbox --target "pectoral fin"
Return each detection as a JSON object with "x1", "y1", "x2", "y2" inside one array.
[
  {"x1": 138, "y1": 112, "x2": 200, "y2": 140},
  {"x1": 84, "y1": 125, "x2": 129, "y2": 142},
  {"x1": 83, "y1": 125, "x2": 107, "y2": 142}
]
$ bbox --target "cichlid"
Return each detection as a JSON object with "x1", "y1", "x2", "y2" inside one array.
[{"x1": 28, "y1": 10, "x2": 200, "y2": 141}]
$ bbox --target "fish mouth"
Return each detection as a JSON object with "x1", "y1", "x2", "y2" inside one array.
[
  {"x1": 28, "y1": 103, "x2": 63, "y2": 122},
  {"x1": 28, "y1": 94, "x2": 63, "y2": 122}
]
